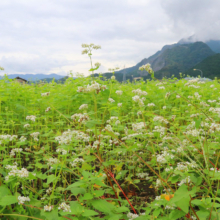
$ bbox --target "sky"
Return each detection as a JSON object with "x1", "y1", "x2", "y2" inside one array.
[{"x1": 0, "y1": 0, "x2": 220, "y2": 76}]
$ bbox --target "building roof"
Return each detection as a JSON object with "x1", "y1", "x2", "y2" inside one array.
[{"x1": 15, "y1": 77, "x2": 28, "y2": 82}]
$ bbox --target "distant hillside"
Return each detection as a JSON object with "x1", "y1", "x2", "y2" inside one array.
[
  {"x1": 154, "y1": 42, "x2": 215, "y2": 79},
  {"x1": 179, "y1": 36, "x2": 220, "y2": 53},
  {"x1": 0, "y1": 73, "x2": 64, "y2": 81},
  {"x1": 36, "y1": 76, "x2": 70, "y2": 84},
  {"x1": 206, "y1": 40, "x2": 220, "y2": 53},
  {"x1": 184, "y1": 53, "x2": 220, "y2": 79},
  {"x1": 102, "y1": 41, "x2": 215, "y2": 81}
]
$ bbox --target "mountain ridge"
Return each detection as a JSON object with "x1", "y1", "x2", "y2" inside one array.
[
  {"x1": 0, "y1": 73, "x2": 65, "y2": 81},
  {"x1": 103, "y1": 41, "x2": 215, "y2": 81}
]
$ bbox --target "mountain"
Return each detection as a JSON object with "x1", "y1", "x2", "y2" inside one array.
[
  {"x1": 205, "y1": 40, "x2": 220, "y2": 53},
  {"x1": 102, "y1": 41, "x2": 215, "y2": 81},
  {"x1": 178, "y1": 36, "x2": 220, "y2": 53},
  {"x1": 184, "y1": 53, "x2": 220, "y2": 79},
  {"x1": 0, "y1": 73, "x2": 64, "y2": 81},
  {"x1": 154, "y1": 42, "x2": 215, "y2": 79}
]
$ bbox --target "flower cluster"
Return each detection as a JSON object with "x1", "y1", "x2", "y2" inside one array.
[
  {"x1": 70, "y1": 158, "x2": 84, "y2": 167},
  {"x1": 132, "y1": 122, "x2": 145, "y2": 132},
  {"x1": 44, "y1": 205, "x2": 53, "y2": 212},
  {"x1": 184, "y1": 78, "x2": 200, "y2": 86},
  {"x1": 47, "y1": 158, "x2": 60, "y2": 166},
  {"x1": 79, "y1": 104, "x2": 88, "y2": 110},
  {"x1": 147, "y1": 103, "x2": 155, "y2": 107},
  {"x1": 26, "y1": 115, "x2": 36, "y2": 122},
  {"x1": 132, "y1": 95, "x2": 145, "y2": 107},
  {"x1": 156, "y1": 147, "x2": 174, "y2": 163},
  {"x1": 41, "y1": 92, "x2": 50, "y2": 96},
  {"x1": 56, "y1": 148, "x2": 68, "y2": 155},
  {"x1": 108, "y1": 98, "x2": 115, "y2": 103},
  {"x1": 106, "y1": 117, "x2": 120, "y2": 125},
  {"x1": 58, "y1": 202, "x2": 71, "y2": 212},
  {"x1": 71, "y1": 113, "x2": 89, "y2": 123},
  {"x1": 132, "y1": 89, "x2": 147, "y2": 96},
  {"x1": 136, "y1": 173, "x2": 150, "y2": 180},
  {"x1": 153, "y1": 126, "x2": 166, "y2": 137},
  {"x1": 10, "y1": 148, "x2": 23, "y2": 157},
  {"x1": 5, "y1": 165, "x2": 29, "y2": 180},
  {"x1": 18, "y1": 196, "x2": 30, "y2": 205},
  {"x1": 24, "y1": 124, "x2": 30, "y2": 128},
  {"x1": 45, "y1": 107, "x2": 51, "y2": 112},
  {"x1": 30, "y1": 132, "x2": 40, "y2": 141},
  {"x1": 178, "y1": 176, "x2": 191, "y2": 186},
  {"x1": 0, "y1": 134, "x2": 18, "y2": 142},
  {"x1": 55, "y1": 129, "x2": 90, "y2": 145},
  {"x1": 138, "y1": 63, "x2": 153, "y2": 74},
  {"x1": 127, "y1": 213, "x2": 139, "y2": 220},
  {"x1": 77, "y1": 81, "x2": 107, "y2": 94},
  {"x1": 153, "y1": 116, "x2": 169, "y2": 124},
  {"x1": 115, "y1": 90, "x2": 123, "y2": 95}
]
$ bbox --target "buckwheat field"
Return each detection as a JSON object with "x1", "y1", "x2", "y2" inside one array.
[{"x1": 1, "y1": 46, "x2": 220, "y2": 220}]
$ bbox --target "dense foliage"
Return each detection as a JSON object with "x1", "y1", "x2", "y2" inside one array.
[
  {"x1": 0, "y1": 75, "x2": 220, "y2": 220},
  {"x1": 184, "y1": 53, "x2": 220, "y2": 79}
]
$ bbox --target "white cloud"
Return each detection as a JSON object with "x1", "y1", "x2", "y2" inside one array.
[{"x1": 0, "y1": 0, "x2": 219, "y2": 76}]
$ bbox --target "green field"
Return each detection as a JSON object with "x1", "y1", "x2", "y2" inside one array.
[{"x1": 0, "y1": 74, "x2": 220, "y2": 220}]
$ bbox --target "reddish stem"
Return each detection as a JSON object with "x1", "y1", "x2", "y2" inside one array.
[{"x1": 106, "y1": 170, "x2": 137, "y2": 214}]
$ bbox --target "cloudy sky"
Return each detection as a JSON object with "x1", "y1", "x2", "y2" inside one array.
[{"x1": 0, "y1": 0, "x2": 220, "y2": 76}]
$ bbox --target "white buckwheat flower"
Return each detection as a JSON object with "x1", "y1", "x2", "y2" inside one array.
[
  {"x1": 24, "y1": 124, "x2": 30, "y2": 128},
  {"x1": 26, "y1": 115, "x2": 36, "y2": 122},
  {"x1": 58, "y1": 202, "x2": 71, "y2": 212},
  {"x1": 108, "y1": 98, "x2": 115, "y2": 103},
  {"x1": 45, "y1": 107, "x2": 51, "y2": 112},
  {"x1": 18, "y1": 196, "x2": 30, "y2": 205},
  {"x1": 41, "y1": 92, "x2": 50, "y2": 96},
  {"x1": 147, "y1": 103, "x2": 155, "y2": 107},
  {"x1": 79, "y1": 104, "x2": 88, "y2": 110},
  {"x1": 44, "y1": 205, "x2": 53, "y2": 212},
  {"x1": 115, "y1": 90, "x2": 123, "y2": 95}
]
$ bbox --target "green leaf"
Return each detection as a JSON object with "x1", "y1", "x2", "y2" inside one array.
[
  {"x1": 80, "y1": 193, "x2": 93, "y2": 201},
  {"x1": 36, "y1": 173, "x2": 48, "y2": 180},
  {"x1": 0, "y1": 185, "x2": 11, "y2": 196},
  {"x1": 91, "y1": 199, "x2": 115, "y2": 214},
  {"x1": 176, "y1": 196, "x2": 190, "y2": 213},
  {"x1": 70, "y1": 188, "x2": 86, "y2": 196},
  {"x1": 196, "y1": 210, "x2": 210, "y2": 220},
  {"x1": 195, "y1": 119, "x2": 201, "y2": 129},
  {"x1": 67, "y1": 181, "x2": 85, "y2": 189},
  {"x1": 136, "y1": 216, "x2": 148, "y2": 220},
  {"x1": 114, "y1": 206, "x2": 129, "y2": 213},
  {"x1": 108, "y1": 214, "x2": 122, "y2": 220},
  {"x1": 0, "y1": 195, "x2": 17, "y2": 206},
  {"x1": 40, "y1": 209, "x2": 59, "y2": 220},
  {"x1": 93, "y1": 190, "x2": 105, "y2": 197},
  {"x1": 153, "y1": 208, "x2": 162, "y2": 217},
  {"x1": 191, "y1": 199, "x2": 203, "y2": 206},
  {"x1": 69, "y1": 201, "x2": 84, "y2": 215},
  {"x1": 169, "y1": 210, "x2": 185, "y2": 220},
  {"x1": 82, "y1": 209, "x2": 99, "y2": 217},
  {"x1": 47, "y1": 174, "x2": 57, "y2": 184},
  {"x1": 35, "y1": 163, "x2": 44, "y2": 169}
]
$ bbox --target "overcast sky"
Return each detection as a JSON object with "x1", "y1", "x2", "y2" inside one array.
[{"x1": 0, "y1": 0, "x2": 220, "y2": 76}]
